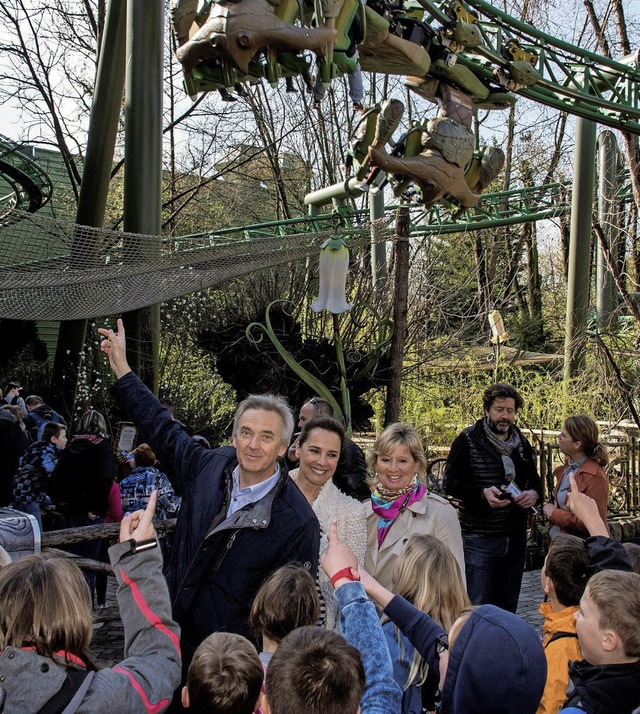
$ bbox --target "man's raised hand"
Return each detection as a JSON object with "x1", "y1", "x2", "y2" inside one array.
[{"x1": 98, "y1": 318, "x2": 132, "y2": 379}]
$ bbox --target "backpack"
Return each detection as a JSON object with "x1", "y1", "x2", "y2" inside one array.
[
  {"x1": 28, "y1": 409, "x2": 57, "y2": 442},
  {"x1": 13, "y1": 461, "x2": 43, "y2": 504},
  {"x1": 36, "y1": 669, "x2": 95, "y2": 714},
  {"x1": 545, "y1": 631, "x2": 579, "y2": 648}
]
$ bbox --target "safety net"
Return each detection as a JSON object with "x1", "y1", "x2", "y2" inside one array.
[{"x1": 0, "y1": 208, "x2": 389, "y2": 321}]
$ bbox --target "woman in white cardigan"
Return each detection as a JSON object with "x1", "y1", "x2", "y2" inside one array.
[{"x1": 289, "y1": 416, "x2": 368, "y2": 629}]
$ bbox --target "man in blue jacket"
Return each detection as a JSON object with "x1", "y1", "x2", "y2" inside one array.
[{"x1": 99, "y1": 320, "x2": 320, "y2": 673}]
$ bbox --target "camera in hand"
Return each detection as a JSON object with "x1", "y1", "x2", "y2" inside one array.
[
  {"x1": 499, "y1": 481, "x2": 522, "y2": 500},
  {"x1": 500, "y1": 480, "x2": 538, "y2": 514}
]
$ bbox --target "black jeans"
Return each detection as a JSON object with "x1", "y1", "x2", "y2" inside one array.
[{"x1": 463, "y1": 529, "x2": 527, "y2": 613}]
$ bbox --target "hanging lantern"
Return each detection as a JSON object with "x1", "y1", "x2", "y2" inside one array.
[
  {"x1": 311, "y1": 235, "x2": 352, "y2": 314},
  {"x1": 489, "y1": 310, "x2": 509, "y2": 344}
]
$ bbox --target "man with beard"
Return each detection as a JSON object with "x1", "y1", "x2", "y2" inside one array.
[{"x1": 444, "y1": 383, "x2": 541, "y2": 612}]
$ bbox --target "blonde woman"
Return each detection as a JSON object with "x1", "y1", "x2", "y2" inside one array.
[
  {"x1": 383, "y1": 534, "x2": 470, "y2": 713},
  {"x1": 365, "y1": 423, "x2": 465, "y2": 590}
]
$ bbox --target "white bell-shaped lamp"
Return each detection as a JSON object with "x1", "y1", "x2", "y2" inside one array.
[{"x1": 312, "y1": 235, "x2": 352, "y2": 314}]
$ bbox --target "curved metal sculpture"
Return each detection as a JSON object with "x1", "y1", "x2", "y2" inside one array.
[{"x1": 0, "y1": 137, "x2": 52, "y2": 220}]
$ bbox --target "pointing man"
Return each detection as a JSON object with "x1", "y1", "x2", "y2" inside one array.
[{"x1": 99, "y1": 320, "x2": 319, "y2": 670}]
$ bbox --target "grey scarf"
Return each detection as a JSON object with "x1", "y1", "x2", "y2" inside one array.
[{"x1": 482, "y1": 417, "x2": 521, "y2": 482}]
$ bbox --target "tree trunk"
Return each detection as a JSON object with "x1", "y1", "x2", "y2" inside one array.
[
  {"x1": 384, "y1": 206, "x2": 410, "y2": 426},
  {"x1": 473, "y1": 234, "x2": 491, "y2": 340}
]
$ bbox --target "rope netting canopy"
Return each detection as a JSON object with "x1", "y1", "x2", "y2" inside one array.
[{"x1": 0, "y1": 209, "x2": 389, "y2": 321}]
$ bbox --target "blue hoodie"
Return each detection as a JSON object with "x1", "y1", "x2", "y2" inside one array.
[{"x1": 384, "y1": 597, "x2": 547, "y2": 714}]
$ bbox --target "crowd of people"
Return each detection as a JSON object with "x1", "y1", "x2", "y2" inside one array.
[{"x1": 0, "y1": 318, "x2": 637, "y2": 714}]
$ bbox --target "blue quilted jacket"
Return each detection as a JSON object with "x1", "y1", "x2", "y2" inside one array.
[{"x1": 111, "y1": 372, "x2": 320, "y2": 667}]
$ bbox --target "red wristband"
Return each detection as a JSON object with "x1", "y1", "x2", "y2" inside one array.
[{"x1": 330, "y1": 567, "x2": 360, "y2": 587}]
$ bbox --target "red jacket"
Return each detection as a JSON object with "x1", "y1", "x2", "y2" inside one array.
[{"x1": 549, "y1": 458, "x2": 609, "y2": 537}]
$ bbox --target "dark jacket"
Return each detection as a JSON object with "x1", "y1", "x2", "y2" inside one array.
[
  {"x1": 333, "y1": 438, "x2": 371, "y2": 502},
  {"x1": 444, "y1": 419, "x2": 542, "y2": 535},
  {"x1": 562, "y1": 659, "x2": 640, "y2": 714},
  {"x1": 384, "y1": 597, "x2": 547, "y2": 714},
  {"x1": 585, "y1": 536, "x2": 632, "y2": 575},
  {"x1": 0, "y1": 409, "x2": 24, "y2": 506},
  {"x1": 112, "y1": 372, "x2": 320, "y2": 665},
  {"x1": 50, "y1": 436, "x2": 114, "y2": 518}
]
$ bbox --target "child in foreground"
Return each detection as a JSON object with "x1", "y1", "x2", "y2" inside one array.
[
  {"x1": 556, "y1": 476, "x2": 640, "y2": 713},
  {"x1": 264, "y1": 522, "x2": 402, "y2": 713},
  {"x1": 183, "y1": 565, "x2": 320, "y2": 714},
  {"x1": 182, "y1": 632, "x2": 263, "y2": 714},
  {"x1": 0, "y1": 492, "x2": 181, "y2": 713},
  {"x1": 537, "y1": 534, "x2": 587, "y2": 714},
  {"x1": 249, "y1": 563, "x2": 320, "y2": 668},
  {"x1": 383, "y1": 534, "x2": 469, "y2": 713}
]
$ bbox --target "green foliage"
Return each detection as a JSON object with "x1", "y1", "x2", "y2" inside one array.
[
  {"x1": 160, "y1": 295, "x2": 237, "y2": 446},
  {"x1": 364, "y1": 355, "x2": 624, "y2": 451}
]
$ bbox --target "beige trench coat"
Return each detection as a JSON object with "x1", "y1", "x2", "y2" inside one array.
[{"x1": 365, "y1": 492, "x2": 466, "y2": 590}]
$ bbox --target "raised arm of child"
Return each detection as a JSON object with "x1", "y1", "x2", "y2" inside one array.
[{"x1": 321, "y1": 521, "x2": 401, "y2": 714}]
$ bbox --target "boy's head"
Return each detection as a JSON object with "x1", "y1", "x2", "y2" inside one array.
[
  {"x1": 575, "y1": 570, "x2": 640, "y2": 666},
  {"x1": 439, "y1": 605, "x2": 546, "y2": 714},
  {"x1": 623, "y1": 542, "x2": 640, "y2": 574},
  {"x1": 541, "y1": 534, "x2": 588, "y2": 606},
  {"x1": 264, "y1": 626, "x2": 365, "y2": 714},
  {"x1": 249, "y1": 564, "x2": 320, "y2": 646},
  {"x1": 183, "y1": 632, "x2": 263, "y2": 714},
  {"x1": 42, "y1": 422, "x2": 67, "y2": 450}
]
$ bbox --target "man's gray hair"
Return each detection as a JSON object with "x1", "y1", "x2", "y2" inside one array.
[{"x1": 233, "y1": 394, "x2": 294, "y2": 447}]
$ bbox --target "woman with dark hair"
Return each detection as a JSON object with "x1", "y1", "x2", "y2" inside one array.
[
  {"x1": 289, "y1": 416, "x2": 367, "y2": 629},
  {"x1": 543, "y1": 415, "x2": 609, "y2": 539},
  {"x1": 50, "y1": 410, "x2": 116, "y2": 599}
]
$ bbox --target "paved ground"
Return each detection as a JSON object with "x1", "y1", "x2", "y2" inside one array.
[{"x1": 90, "y1": 568, "x2": 545, "y2": 667}]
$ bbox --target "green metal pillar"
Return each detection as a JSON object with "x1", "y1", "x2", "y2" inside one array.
[
  {"x1": 122, "y1": 0, "x2": 164, "y2": 393},
  {"x1": 369, "y1": 188, "x2": 387, "y2": 288},
  {"x1": 596, "y1": 130, "x2": 619, "y2": 329},
  {"x1": 563, "y1": 117, "x2": 597, "y2": 380},
  {"x1": 51, "y1": 0, "x2": 127, "y2": 415}
]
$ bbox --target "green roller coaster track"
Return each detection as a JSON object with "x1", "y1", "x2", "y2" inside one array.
[
  {"x1": 0, "y1": 136, "x2": 53, "y2": 215},
  {"x1": 420, "y1": 0, "x2": 640, "y2": 134},
  {"x1": 178, "y1": 180, "x2": 573, "y2": 246},
  {"x1": 0, "y1": 0, "x2": 637, "y2": 260}
]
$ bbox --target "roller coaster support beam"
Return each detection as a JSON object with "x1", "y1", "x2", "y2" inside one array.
[
  {"x1": 369, "y1": 188, "x2": 387, "y2": 289},
  {"x1": 122, "y1": 0, "x2": 164, "y2": 394},
  {"x1": 51, "y1": 0, "x2": 127, "y2": 415},
  {"x1": 563, "y1": 117, "x2": 597, "y2": 381},
  {"x1": 304, "y1": 178, "x2": 368, "y2": 210},
  {"x1": 596, "y1": 131, "x2": 620, "y2": 329}
]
